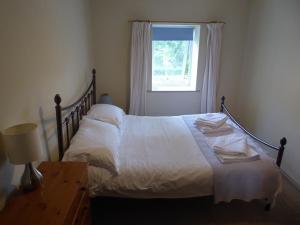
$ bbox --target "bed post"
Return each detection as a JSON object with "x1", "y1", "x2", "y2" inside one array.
[
  {"x1": 220, "y1": 96, "x2": 225, "y2": 112},
  {"x1": 276, "y1": 137, "x2": 287, "y2": 167},
  {"x1": 54, "y1": 94, "x2": 64, "y2": 161},
  {"x1": 92, "y1": 68, "x2": 96, "y2": 104},
  {"x1": 265, "y1": 137, "x2": 287, "y2": 211}
]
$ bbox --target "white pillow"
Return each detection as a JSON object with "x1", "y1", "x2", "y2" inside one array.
[
  {"x1": 86, "y1": 104, "x2": 125, "y2": 127},
  {"x1": 63, "y1": 117, "x2": 120, "y2": 175}
]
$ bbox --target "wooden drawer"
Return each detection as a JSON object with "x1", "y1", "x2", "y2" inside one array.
[
  {"x1": 71, "y1": 190, "x2": 91, "y2": 225},
  {"x1": 79, "y1": 200, "x2": 91, "y2": 225},
  {"x1": 63, "y1": 187, "x2": 86, "y2": 225}
]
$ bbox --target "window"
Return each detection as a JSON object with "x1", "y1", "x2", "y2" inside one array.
[{"x1": 151, "y1": 24, "x2": 200, "y2": 91}]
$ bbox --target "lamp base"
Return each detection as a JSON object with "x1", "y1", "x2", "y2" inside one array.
[{"x1": 21, "y1": 162, "x2": 43, "y2": 192}]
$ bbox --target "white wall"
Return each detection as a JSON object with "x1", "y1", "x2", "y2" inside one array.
[
  {"x1": 238, "y1": 0, "x2": 300, "y2": 186},
  {"x1": 91, "y1": 0, "x2": 250, "y2": 114},
  {"x1": 0, "y1": 0, "x2": 93, "y2": 209},
  {"x1": 146, "y1": 92, "x2": 202, "y2": 116}
]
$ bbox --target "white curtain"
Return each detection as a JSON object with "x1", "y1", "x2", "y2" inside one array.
[
  {"x1": 200, "y1": 23, "x2": 224, "y2": 113},
  {"x1": 129, "y1": 22, "x2": 151, "y2": 115}
]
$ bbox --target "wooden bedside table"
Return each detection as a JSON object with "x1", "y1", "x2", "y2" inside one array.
[{"x1": 0, "y1": 162, "x2": 91, "y2": 225}]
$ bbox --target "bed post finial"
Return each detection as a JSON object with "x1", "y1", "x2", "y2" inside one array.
[
  {"x1": 54, "y1": 94, "x2": 61, "y2": 105},
  {"x1": 220, "y1": 96, "x2": 225, "y2": 112},
  {"x1": 276, "y1": 137, "x2": 287, "y2": 167},
  {"x1": 92, "y1": 68, "x2": 96, "y2": 104},
  {"x1": 54, "y1": 94, "x2": 64, "y2": 160}
]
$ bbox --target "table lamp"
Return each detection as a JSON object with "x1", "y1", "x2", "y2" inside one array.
[{"x1": 3, "y1": 123, "x2": 43, "y2": 191}]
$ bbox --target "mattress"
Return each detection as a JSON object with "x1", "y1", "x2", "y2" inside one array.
[{"x1": 88, "y1": 115, "x2": 214, "y2": 198}]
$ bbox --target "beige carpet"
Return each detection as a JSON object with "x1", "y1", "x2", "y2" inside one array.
[{"x1": 91, "y1": 176, "x2": 300, "y2": 225}]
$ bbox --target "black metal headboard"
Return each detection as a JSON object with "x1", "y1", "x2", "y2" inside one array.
[
  {"x1": 54, "y1": 69, "x2": 96, "y2": 160},
  {"x1": 220, "y1": 96, "x2": 287, "y2": 167}
]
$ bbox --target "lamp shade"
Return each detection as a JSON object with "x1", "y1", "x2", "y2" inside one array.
[
  {"x1": 3, "y1": 123, "x2": 41, "y2": 164},
  {"x1": 99, "y1": 93, "x2": 113, "y2": 105}
]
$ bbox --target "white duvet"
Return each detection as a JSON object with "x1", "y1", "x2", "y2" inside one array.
[{"x1": 88, "y1": 115, "x2": 213, "y2": 198}]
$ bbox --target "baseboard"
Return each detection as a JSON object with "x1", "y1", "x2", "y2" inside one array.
[{"x1": 281, "y1": 169, "x2": 300, "y2": 192}]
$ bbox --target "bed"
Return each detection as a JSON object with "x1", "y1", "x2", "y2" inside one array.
[{"x1": 54, "y1": 69, "x2": 287, "y2": 210}]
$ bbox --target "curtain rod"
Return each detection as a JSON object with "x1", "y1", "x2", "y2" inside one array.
[{"x1": 128, "y1": 19, "x2": 225, "y2": 24}]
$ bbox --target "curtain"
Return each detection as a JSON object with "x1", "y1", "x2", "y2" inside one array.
[
  {"x1": 200, "y1": 23, "x2": 224, "y2": 113},
  {"x1": 129, "y1": 22, "x2": 151, "y2": 115}
]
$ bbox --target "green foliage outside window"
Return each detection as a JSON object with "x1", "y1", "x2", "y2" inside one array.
[{"x1": 152, "y1": 40, "x2": 192, "y2": 78}]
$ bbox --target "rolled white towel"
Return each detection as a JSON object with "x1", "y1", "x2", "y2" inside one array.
[
  {"x1": 198, "y1": 123, "x2": 233, "y2": 134},
  {"x1": 195, "y1": 113, "x2": 228, "y2": 128},
  {"x1": 213, "y1": 136, "x2": 248, "y2": 156}
]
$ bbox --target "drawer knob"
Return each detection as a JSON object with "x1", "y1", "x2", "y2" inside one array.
[{"x1": 80, "y1": 187, "x2": 86, "y2": 191}]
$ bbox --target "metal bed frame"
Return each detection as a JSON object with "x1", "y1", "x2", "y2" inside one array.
[{"x1": 54, "y1": 69, "x2": 286, "y2": 167}]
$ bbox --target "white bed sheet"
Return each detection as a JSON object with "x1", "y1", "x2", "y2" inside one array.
[{"x1": 88, "y1": 115, "x2": 213, "y2": 198}]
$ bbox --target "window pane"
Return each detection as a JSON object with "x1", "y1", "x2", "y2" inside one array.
[
  {"x1": 151, "y1": 25, "x2": 200, "y2": 91},
  {"x1": 152, "y1": 40, "x2": 195, "y2": 91}
]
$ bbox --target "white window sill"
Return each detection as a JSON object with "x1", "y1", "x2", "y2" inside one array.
[{"x1": 147, "y1": 90, "x2": 200, "y2": 93}]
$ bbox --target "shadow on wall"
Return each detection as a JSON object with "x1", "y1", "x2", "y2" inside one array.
[
  {"x1": 38, "y1": 107, "x2": 59, "y2": 161},
  {"x1": 0, "y1": 133, "x2": 15, "y2": 210},
  {"x1": 239, "y1": 100, "x2": 259, "y2": 133}
]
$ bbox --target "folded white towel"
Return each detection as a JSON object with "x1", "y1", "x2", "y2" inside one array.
[
  {"x1": 212, "y1": 136, "x2": 260, "y2": 163},
  {"x1": 213, "y1": 137, "x2": 248, "y2": 156},
  {"x1": 195, "y1": 113, "x2": 228, "y2": 128},
  {"x1": 215, "y1": 147, "x2": 260, "y2": 164},
  {"x1": 198, "y1": 123, "x2": 233, "y2": 134}
]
